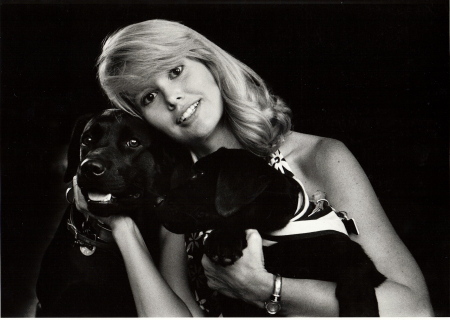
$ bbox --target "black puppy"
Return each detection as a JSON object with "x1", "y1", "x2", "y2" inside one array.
[
  {"x1": 157, "y1": 148, "x2": 386, "y2": 317},
  {"x1": 36, "y1": 109, "x2": 181, "y2": 317}
]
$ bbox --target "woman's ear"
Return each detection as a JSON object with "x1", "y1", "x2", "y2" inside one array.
[{"x1": 63, "y1": 114, "x2": 93, "y2": 183}]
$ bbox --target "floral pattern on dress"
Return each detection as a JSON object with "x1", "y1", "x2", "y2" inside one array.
[
  {"x1": 185, "y1": 231, "x2": 222, "y2": 316},
  {"x1": 186, "y1": 232, "x2": 202, "y2": 252},
  {"x1": 188, "y1": 258, "x2": 207, "y2": 288},
  {"x1": 195, "y1": 290, "x2": 209, "y2": 313},
  {"x1": 268, "y1": 149, "x2": 294, "y2": 177}
]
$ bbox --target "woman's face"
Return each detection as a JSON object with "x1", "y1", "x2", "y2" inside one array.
[{"x1": 135, "y1": 58, "x2": 227, "y2": 149}]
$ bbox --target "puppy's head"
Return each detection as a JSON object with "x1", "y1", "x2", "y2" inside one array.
[
  {"x1": 157, "y1": 148, "x2": 300, "y2": 233},
  {"x1": 65, "y1": 109, "x2": 176, "y2": 217}
]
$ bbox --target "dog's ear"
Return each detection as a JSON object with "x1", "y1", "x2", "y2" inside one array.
[
  {"x1": 215, "y1": 157, "x2": 272, "y2": 217},
  {"x1": 63, "y1": 113, "x2": 94, "y2": 183}
]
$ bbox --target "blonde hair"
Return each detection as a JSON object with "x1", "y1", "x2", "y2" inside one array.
[{"x1": 97, "y1": 19, "x2": 292, "y2": 156}]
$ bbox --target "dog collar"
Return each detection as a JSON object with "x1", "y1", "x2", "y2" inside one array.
[{"x1": 66, "y1": 205, "x2": 119, "y2": 256}]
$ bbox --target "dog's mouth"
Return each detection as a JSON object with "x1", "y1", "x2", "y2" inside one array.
[
  {"x1": 80, "y1": 187, "x2": 146, "y2": 217},
  {"x1": 79, "y1": 186, "x2": 144, "y2": 206},
  {"x1": 86, "y1": 190, "x2": 142, "y2": 204}
]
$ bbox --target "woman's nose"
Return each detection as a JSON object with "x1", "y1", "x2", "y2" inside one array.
[
  {"x1": 167, "y1": 96, "x2": 182, "y2": 111},
  {"x1": 163, "y1": 86, "x2": 184, "y2": 111}
]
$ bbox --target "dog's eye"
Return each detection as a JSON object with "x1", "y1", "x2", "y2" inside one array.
[
  {"x1": 126, "y1": 139, "x2": 140, "y2": 148},
  {"x1": 81, "y1": 136, "x2": 93, "y2": 146}
]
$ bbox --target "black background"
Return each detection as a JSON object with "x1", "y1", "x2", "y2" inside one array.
[{"x1": 1, "y1": 2, "x2": 448, "y2": 317}]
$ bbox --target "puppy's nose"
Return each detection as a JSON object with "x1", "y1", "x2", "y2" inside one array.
[{"x1": 80, "y1": 159, "x2": 107, "y2": 177}]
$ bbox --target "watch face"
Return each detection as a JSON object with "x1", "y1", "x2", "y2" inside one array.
[{"x1": 265, "y1": 301, "x2": 281, "y2": 314}]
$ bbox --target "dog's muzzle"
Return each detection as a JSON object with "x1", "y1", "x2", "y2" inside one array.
[{"x1": 80, "y1": 158, "x2": 109, "y2": 178}]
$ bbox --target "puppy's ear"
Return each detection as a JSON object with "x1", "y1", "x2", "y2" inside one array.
[
  {"x1": 63, "y1": 114, "x2": 93, "y2": 183},
  {"x1": 215, "y1": 158, "x2": 272, "y2": 217}
]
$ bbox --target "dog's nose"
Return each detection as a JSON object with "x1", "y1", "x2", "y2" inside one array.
[{"x1": 81, "y1": 159, "x2": 107, "y2": 177}]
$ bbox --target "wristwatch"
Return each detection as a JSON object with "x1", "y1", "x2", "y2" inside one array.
[{"x1": 264, "y1": 273, "x2": 282, "y2": 315}]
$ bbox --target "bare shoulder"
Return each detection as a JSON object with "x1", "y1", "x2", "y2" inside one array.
[
  {"x1": 280, "y1": 132, "x2": 352, "y2": 186},
  {"x1": 282, "y1": 131, "x2": 379, "y2": 215},
  {"x1": 281, "y1": 131, "x2": 347, "y2": 160}
]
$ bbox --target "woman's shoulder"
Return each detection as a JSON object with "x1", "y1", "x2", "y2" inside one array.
[
  {"x1": 280, "y1": 131, "x2": 349, "y2": 167},
  {"x1": 278, "y1": 131, "x2": 358, "y2": 190}
]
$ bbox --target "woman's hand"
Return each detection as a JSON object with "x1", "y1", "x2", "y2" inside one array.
[
  {"x1": 72, "y1": 176, "x2": 131, "y2": 232},
  {"x1": 201, "y1": 229, "x2": 273, "y2": 308}
]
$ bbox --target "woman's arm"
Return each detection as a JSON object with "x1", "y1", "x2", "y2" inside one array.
[
  {"x1": 111, "y1": 218, "x2": 199, "y2": 317},
  {"x1": 202, "y1": 137, "x2": 433, "y2": 316},
  {"x1": 313, "y1": 138, "x2": 433, "y2": 316},
  {"x1": 159, "y1": 226, "x2": 205, "y2": 317},
  {"x1": 73, "y1": 177, "x2": 202, "y2": 317}
]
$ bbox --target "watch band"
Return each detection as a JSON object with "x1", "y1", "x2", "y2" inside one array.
[{"x1": 264, "y1": 273, "x2": 282, "y2": 314}]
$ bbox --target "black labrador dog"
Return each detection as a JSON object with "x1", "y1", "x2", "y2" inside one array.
[
  {"x1": 156, "y1": 148, "x2": 386, "y2": 317},
  {"x1": 36, "y1": 109, "x2": 185, "y2": 317}
]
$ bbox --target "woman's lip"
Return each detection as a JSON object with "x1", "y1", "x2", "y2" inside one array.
[{"x1": 176, "y1": 100, "x2": 200, "y2": 125}]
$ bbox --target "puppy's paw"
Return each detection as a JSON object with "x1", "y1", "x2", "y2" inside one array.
[{"x1": 204, "y1": 229, "x2": 247, "y2": 266}]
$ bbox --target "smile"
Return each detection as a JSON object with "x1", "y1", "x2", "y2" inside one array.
[{"x1": 177, "y1": 100, "x2": 200, "y2": 124}]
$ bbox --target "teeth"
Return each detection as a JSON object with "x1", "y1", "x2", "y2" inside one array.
[
  {"x1": 177, "y1": 101, "x2": 199, "y2": 124},
  {"x1": 88, "y1": 192, "x2": 112, "y2": 202}
]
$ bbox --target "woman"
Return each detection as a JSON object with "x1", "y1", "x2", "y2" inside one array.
[{"x1": 74, "y1": 19, "x2": 432, "y2": 316}]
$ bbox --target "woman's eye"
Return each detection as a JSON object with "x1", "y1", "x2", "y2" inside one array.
[
  {"x1": 126, "y1": 139, "x2": 140, "y2": 148},
  {"x1": 81, "y1": 136, "x2": 93, "y2": 146},
  {"x1": 142, "y1": 92, "x2": 157, "y2": 106},
  {"x1": 169, "y1": 66, "x2": 184, "y2": 79}
]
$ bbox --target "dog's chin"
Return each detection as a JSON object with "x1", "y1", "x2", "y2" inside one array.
[{"x1": 86, "y1": 201, "x2": 139, "y2": 217}]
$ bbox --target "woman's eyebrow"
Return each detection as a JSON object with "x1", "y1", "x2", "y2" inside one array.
[{"x1": 134, "y1": 81, "x2": 158, "y2": 96}]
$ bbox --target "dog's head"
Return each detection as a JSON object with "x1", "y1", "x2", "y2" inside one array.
[
  {"x1": 65, "y1": 109, "x2": 179, "y2": 218},
  {"x1": 156, "y1": 148, "x2": 301, "y2": 234}
]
